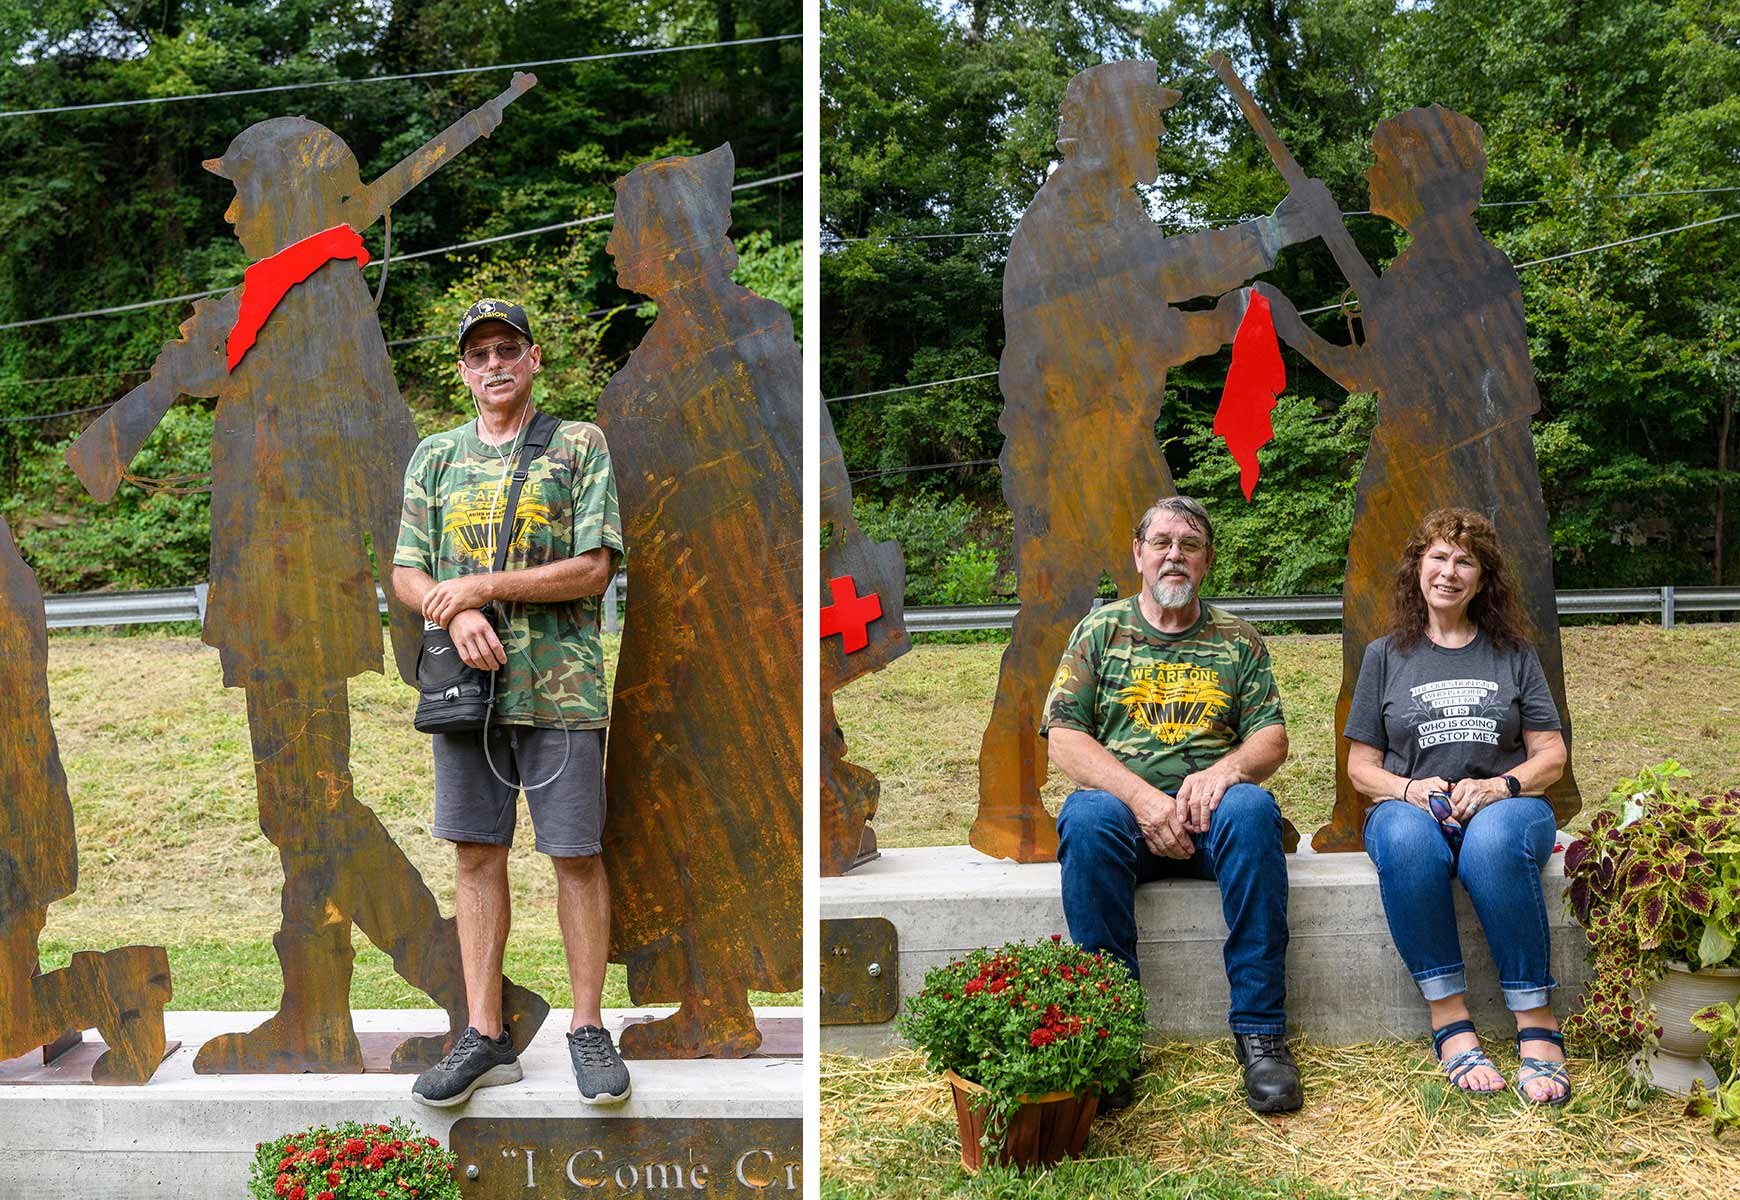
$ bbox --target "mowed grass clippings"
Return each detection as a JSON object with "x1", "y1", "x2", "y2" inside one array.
[
  {"x1": 39, "y1": 630, "x2": 799, "y2": 1009},
  {"x1": 835, "y1": 623, "x2": 1740, "y2": 846},
  {"x1": 822, "y1": 1044, "x2": 1740, "y2": 1199}
]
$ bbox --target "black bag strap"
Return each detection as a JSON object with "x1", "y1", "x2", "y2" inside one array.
[{"x1": 490, "y1": 411, "x2": 563, "y2": 574}]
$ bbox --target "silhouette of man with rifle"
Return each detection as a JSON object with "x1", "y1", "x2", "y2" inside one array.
[
  {"x1": 978, "y1": 60, "x2": 1322, "y2": 862},
  {"x1": 65, "y1": 75, "x2": 551, "y2": 1073}
]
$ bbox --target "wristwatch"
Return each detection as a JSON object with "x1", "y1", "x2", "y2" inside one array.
[{"x1": 1503, "y1": 774, "x2": 1522, "y2": 797}]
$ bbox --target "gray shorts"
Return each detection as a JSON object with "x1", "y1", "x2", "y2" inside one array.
[{"x1": 432, "y1": 725, "x2": 605, "y2": 857}]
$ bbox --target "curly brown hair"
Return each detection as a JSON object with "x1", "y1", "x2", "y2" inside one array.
[{"x1": 1389, "y1": 508, "x2": 1535, "y2": 652}]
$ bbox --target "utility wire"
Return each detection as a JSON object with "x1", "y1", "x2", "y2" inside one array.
[
  {"x1": 835, "y1": 185, "x2": 1740, "y2": 243},
  {"x1": 0, "y1": 34, "x2": 802, "y2": 119},
  {"x1": 827, "y1": 371, "x2": 999, "y2": 403},
  {"x1": 850, "y1": 458, "x2": 999, "y2": 482},
  {"x1": 0, "y1": 301, "x2": 647, "y2": 423},
  {"x1": 0, "y1": 172, "x2": 800, "y2": 334},
  {"x1": 830, "y1": 209, "x2": 1740, "y2": 400}
]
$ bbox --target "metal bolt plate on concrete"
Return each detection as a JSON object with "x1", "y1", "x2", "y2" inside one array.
[
  {"x1": 819, "y1": 917, "x2": 899, "y2": 1026},
  {"x1": 453, "y1": 1117, "x2": 801, "y2": 1198}
]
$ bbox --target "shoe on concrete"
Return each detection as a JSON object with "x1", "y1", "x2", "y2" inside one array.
[
  {"x1": 1233, "y1": 1032, "x2": 1303, "y2": 1113},
  {"x1": 412, "y1": 1026, "x2": 521, "y2": 1107},
  {"x1": 567, "y1": 1025, "x2": 632, "y2": 1105}
]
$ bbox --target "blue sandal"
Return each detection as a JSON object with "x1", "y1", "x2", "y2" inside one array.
[
  {"x1": 1514, "y1": 1026, "x2": 1571, "y2": 1106},
  {"x1": 1432, "y1": 1019, "x2": 1501, "y2": 1093}
]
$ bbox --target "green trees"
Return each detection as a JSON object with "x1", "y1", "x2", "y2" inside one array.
[
  {"x1": 0, "y1": 0, "x2": 800, "y2": 591},
  {"x1": 822, "y1": 0, "x2": 1739, "y2": 601}
]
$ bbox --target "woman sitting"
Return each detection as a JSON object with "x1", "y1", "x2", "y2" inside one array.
[{"x1": 1345, "y1": 508, "x2": 1570, "y2": 1104}]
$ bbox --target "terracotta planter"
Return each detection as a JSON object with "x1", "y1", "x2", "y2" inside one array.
[
  {"x1": 944, "y1": 1069, "x2": 1099, "y2": 1173},
  {"x1": 1631, "y1": 962, "x2": 1740, "y2": 1096}
]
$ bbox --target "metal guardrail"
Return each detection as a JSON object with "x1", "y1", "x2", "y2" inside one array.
[
  {"x1": 904, "y1": 586, "x2": 1740, "y2": 633},
  {"x1": 38, "y1": 582, "x2": 1740, "y2": 633},
  {"x1": 45, "y1": 576, "x2": 628, "y2": 632}
]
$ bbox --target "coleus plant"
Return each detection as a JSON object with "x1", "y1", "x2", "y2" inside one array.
[
  {"x1": 1688, "y1": 1000, "x2": 1740, "y2": 1137},
  {"x1": 1562, "y1": 762, "x2": 1740, "y2": 1050}
]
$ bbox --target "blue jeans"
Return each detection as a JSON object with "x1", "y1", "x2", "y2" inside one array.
[
  {"x1": 1363, "y1": 795, "x2": 1558, "y2": 1011},
  {"x1": 1056, "y1": 785, "x2": 1289, "y2": 1035}
]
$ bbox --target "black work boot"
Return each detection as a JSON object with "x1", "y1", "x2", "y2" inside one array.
[
  {"x1": 1096, "y1": 1075, "x2": 1137, "y2": 1113},
  {"x1": 1233, "y1": 1032, "x2": 1303, "y2": 1113}
]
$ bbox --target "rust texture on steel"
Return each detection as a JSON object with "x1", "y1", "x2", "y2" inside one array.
[
  {"x1": 0, "y1": 516, "x2": 173, "y2": 1084},
  {"x1": 597, "y1": 143, "x2": 801, "y2": 1058},
  {"x1": 820, "y1": 401, "x2": 910, "y2": 875},
  {"x1": 980, "y1": 60, "x2": 1306, "y2": 861},
  {"x1": 819, "y1": 917, "x2": 900, "y2": 1026},
  {"x1": 1210, "y1": 60, "x2": 1579, "y2": 850},
  {"x1": 62, "y1": 76, "x2": 552, "y2": 1074},
  {"x1": 452, "y1": 1116, "x2": 802, "y2": 1198}
]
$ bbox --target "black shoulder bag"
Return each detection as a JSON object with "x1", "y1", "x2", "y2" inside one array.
[{"x1": 414, "y1": 411, "x2": 562, "y2": 734}]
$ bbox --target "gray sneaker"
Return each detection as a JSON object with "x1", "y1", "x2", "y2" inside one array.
[
  {"x1": 567, "y1": 1025, "x2": 631, "y2": 1104},
  {"x1": 412, "y1": 1026, "x2": 521, "y2": 1107}
]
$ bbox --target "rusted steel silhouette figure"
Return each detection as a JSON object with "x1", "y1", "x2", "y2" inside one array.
[
  {"x1": 1239, "y1": 99, "x2": 1580, "y2": 850},
  {"x1": 0, "y1": 517, "x2": 172, "y2": 1084},
  {"x1": 598, "y1": 144, "x2": 801, "y2": 1057},
  {"x1": 978, "y1": 60, "x2": 1316, "y2": 862},
  {"x1": 820, "y1": 401, "x2": 910, "y2": 876},
  {"x1": 64, "y1": 77, "x2": 550, "y2": 1073}
]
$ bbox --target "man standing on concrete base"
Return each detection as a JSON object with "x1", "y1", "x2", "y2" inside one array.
[
  {"x1": 394, "y1": 299, "x2": 629, "y2": 1108},
  {"x1": 1043, "y1": 495, "x2": 1299, "y2": 1113}
]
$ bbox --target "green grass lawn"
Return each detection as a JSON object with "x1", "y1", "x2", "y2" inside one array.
[
  {"x1": 835, "y1": 623, "x2": 1740, "y2": 845},
  {"x1": 39, "y1": 630, "x2": 796, "y2": 1011}
]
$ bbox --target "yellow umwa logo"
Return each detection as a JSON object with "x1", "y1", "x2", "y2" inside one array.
[{"x1": 1115, "y1": 664, "x2": 1230, "y2": 745}]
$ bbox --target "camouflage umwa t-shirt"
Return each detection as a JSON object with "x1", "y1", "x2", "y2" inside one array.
[
  {"x1": 1040, "y1": 597, "x2": 1285, "y2": 794},
  {"x1": 393, "y1": 416, "x2": 623, "y2": 730}
]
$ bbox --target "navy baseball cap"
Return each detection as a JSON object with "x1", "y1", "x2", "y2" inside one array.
[{"x1": 457, "y1": 298, "x2": 534, "y2": 350}]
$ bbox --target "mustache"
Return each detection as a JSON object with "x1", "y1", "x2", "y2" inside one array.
[{"x1": 482, "y1": 371, "x2": 515, "y2": 388}]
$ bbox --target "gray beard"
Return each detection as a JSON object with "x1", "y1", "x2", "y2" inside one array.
[{"x1": 1149, "y1": 573, "x2": 1196, "y2": 609}]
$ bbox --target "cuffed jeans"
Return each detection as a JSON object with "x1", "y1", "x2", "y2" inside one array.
[
  {"x1": 1056, "y1": 785, "x2": 1289, "y2": 1034},
  {"x1": 1363, "y1": 795, "x2": 1558, "y2": 1011}
]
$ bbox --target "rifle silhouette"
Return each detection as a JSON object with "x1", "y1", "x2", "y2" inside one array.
[
  {"x1": 67, "y1": 72, "x2": 537, "y2": 503},
  {"x1": 1208, "y1": 52, "x2": 1377, "y2": 301}
]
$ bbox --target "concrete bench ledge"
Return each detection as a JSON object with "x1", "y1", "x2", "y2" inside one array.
[
  {"x1": 0, "y1": 1007, "x2": 801, "y2": 1198},
  {"x1": 821, "y1": 844, "x2": 1591, "y2": 1054}
]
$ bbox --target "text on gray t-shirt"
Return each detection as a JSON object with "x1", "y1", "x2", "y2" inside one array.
[{"x1": 1342, "y1": 631, "x2": 1561, "y2": 785}]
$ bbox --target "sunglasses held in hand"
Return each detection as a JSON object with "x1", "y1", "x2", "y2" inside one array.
[{"x1": 1426, "y1": 788, "x2": 1464, "y2": 850}]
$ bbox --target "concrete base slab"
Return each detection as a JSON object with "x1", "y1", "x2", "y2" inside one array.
[
  {"x1": 0, "y1": 1007, "x2": 801, "y2": 1199},
  {"x1": 821, "y1": 844, "x2": 1591, "y2": 1054}
]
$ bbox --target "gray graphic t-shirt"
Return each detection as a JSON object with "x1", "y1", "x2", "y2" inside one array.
[{"x1": 1343, "y1": 632, "x2": 1561, "y2": 784}]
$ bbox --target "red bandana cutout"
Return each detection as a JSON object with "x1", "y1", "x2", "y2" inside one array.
[
  {"x1": 1213, "y1": 290, "x2": 1287, "y2": 501},
  {"x1": 227, "y1": 224, "x2": 371, "y2": 371}
]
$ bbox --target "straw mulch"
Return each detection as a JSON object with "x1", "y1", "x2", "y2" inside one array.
[{"x1": 822, "y1": 1041, "x2": 1740, "y2": 1198}]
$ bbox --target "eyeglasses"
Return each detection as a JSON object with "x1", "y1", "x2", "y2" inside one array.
[
  {"x1": 461, "y1": 339, "x2": 531, "y2": 372},
  {"x1": 1141, "y1": 535, "x2": 1207, "y2": 555}
]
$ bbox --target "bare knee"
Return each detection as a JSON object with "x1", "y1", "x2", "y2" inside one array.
[
  {"x1": 551, "y1": 852, "x2": 604, "y2": 884},
  {"x1": 455, "y1": 842, "x2": 510, "y2": 884}
]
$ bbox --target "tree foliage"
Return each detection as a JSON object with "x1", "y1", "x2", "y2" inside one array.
[
  {"x1": 0, "y1": 0, "x2": 800, "y2": 591},
  {"x1": 822, "y1": 0, "x2": 1739, "y2": 601}
]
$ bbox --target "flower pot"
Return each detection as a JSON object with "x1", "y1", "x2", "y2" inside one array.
[
  {"x1": 1631, "y1": 962, "x2": 1740, "y2": 1096},
  {"x1": 944, "y1": 1068, "x2": 1099, "y2": 1173}
]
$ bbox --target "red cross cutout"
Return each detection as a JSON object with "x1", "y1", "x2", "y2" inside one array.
[{"x1": 820, "y1": 575, "x2": 882, "y2": 654}]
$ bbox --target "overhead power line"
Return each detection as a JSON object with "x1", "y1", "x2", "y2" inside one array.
[
  {"x1": 0, "y1": 34, "x2": 802, "y2": 119},
  {"x1": 849, "y1": 458, "x2": 999, "y2": 482},
  {"x1": 0, "y1": 171, "x2": 800, "y2": 334},
  {"x1": 835, "y1": 185, "x2": 1740, "y2": 243},
  {"x1": 827, "y1": 371, "x2": 999, "y2": 403},
  {"x1": 828, "y1": 209, "x2": 1739, "y2": 403}
]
